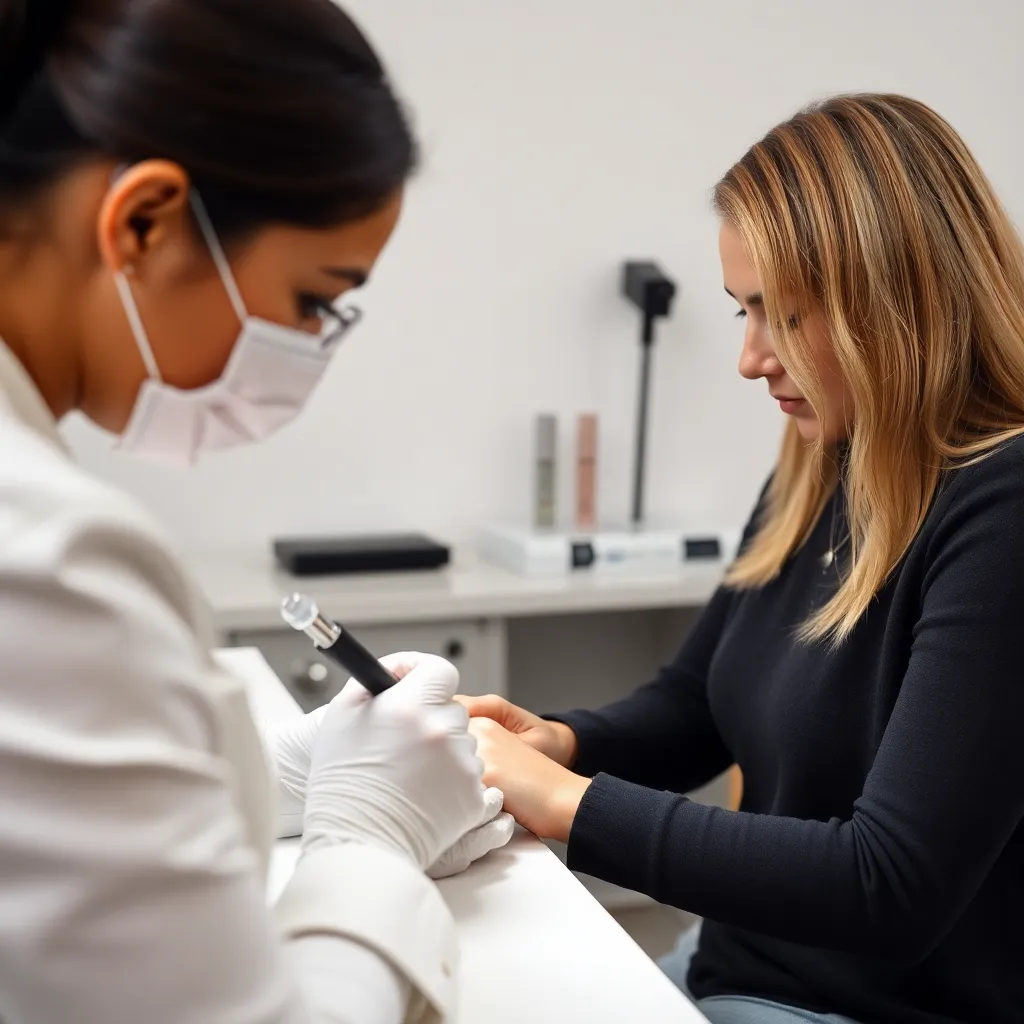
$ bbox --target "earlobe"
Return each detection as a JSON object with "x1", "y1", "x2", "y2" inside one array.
[{"x1": 96, "y1": 160, "x2": 191, "y2": 274}]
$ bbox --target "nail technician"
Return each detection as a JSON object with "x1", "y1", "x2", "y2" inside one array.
[
  {"x1": 463, "y1": 94, "x2": 1024, "y2": 1024},
  {"x1": 0, "y1": 1, "x2": 513, "y2": 1022}
]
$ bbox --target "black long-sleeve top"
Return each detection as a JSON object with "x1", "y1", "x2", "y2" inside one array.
[{"x1": 550, "y1": 439, "x2": 1024, "y2": 1023}]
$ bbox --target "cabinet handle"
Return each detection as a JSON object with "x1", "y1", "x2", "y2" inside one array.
[
  {"x1": 444, "y1": 639, "x2": 465, "y2": 661},
  {"x1": 290, "y1": 658, "x2": 332, "y2": 695}
]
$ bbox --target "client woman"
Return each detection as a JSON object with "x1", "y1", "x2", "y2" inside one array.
[{"x1": 461, "y1": 93, "x2": 1024, "y2": 1024}]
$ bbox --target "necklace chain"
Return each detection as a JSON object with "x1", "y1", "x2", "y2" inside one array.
[{"x1": 822, "y1": 493, "x2": 846, "y2": 571}]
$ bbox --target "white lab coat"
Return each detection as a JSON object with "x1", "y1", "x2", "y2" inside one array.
[{"x1": 0, "y1": 340, "x2": 456, "y2": 1024}]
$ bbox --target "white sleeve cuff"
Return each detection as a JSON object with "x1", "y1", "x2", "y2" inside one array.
[{"x1": 275, "y1": 843, "x2": 458, "y2": 1023}]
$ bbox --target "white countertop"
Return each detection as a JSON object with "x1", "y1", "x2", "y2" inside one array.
[
  {"x1": 269, "y1": 834, "x2": 705, "y2": 1024},
  {"x1": 219, "y1": 647, "x2": 707, "y2": 1024},
  {"x1": 191, "y1": 548, "x2": 725, "y2": 633}
]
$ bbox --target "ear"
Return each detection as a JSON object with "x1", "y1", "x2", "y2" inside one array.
[{"x1": 96, "y1": 160, "x2": 192, "y2": 275}]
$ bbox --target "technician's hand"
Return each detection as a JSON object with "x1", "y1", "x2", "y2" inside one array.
[
  {"x1": 267, "y1": 653, "x2": 419, "y2": 801},
  {"x1": 456, "y1": 693, "x2": 579, "y2": 767},
  {"x1": 469, "y1": 717, "x2": 591, "y2": 843},
  {"x1": 304, "y1": 655, "x2": 486, "y2": 870},
  {"x1": 269, "y1": 652, "x2": 514, "y2": 875}
]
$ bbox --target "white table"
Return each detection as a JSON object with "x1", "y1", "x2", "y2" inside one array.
[{"x1": 216, "y1": 648, "x2": 708, "y2": 1024}]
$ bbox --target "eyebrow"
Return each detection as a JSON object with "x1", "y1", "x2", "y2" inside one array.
[
  {"x1": 724, "y1": 286, "x2": 763, "y2": 306},
  {"x1": 323, "y1": 267, "x2": 369, "y2": 288}
]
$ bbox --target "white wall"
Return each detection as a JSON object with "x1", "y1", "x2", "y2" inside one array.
[{"x1": 62, "y1": 0, "x2": 1024, "y2": 554}]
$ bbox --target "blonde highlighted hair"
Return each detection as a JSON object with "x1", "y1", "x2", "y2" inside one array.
[{"x1": 715, "y1": 94, "x2": 1024, "y2": 641}]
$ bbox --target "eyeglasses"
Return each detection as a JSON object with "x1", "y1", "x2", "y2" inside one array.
[{"x1": 311, "y1": 299, "x2": 364, "y2": 350}]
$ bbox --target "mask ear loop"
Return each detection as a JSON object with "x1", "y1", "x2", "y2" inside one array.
[
  {"x1": 107, "y1": 176, "x2": 249, "y2": 381},
  {"x1": 188, "y1": 190, "x2": 249, "y2": 326},
  {"x1": 105, "y1": 165, "x2": 165, "y2": 383},
  {"x1": 114, "y1": 269, "x2": 163, "y2": 382}
]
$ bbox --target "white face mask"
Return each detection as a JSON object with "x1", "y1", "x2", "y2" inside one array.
[{"x1": 114, "y1": 192, "x2": 361, "y2": 466}]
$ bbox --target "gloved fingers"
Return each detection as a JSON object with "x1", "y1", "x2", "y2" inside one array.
[
  {"x1": 424, "y1": 840, "x2": 471, "y2": 880},
  {"x1": 425, "y1": 812, "x2": 515, "y2": 880},
  {"x1": 415, "y1": 715, "x2": 486, "y2": 793},
  {"x1": 477, "y1": 786, "x2": 505, "y2": 827},
  {"x1": 264, "y1": 705, "x2": 321, "y2": 751},
  {"x1": 329, "y1": 652, "x2": 437, "y2": 713},
  {"x1": 420, "y1": 700, "x2": 470, "y2": 739},
  {"x1": 382, "y1": 654, "x2": 460, "y2": 707},
  {"x1": 443, "y1": 727, "x2": 482, "y2": 774},
  {"x1": 456, "y1": 751, "x2": 486, "y2": 790},
  {"x1": 478, "y1": 811, "x2": 516, "y2": 851},
  {"x1": 425, "y1": 852, "x2": 468, "y2": 880},
  {"x1": 330, "y1": 676, "x2": 373, "y2": 712},
  {"x1": 264, "y1": 708, "x2": 324, "y2": 797},
  {"x1": 377, "y1": 652, "x2": 432, "y2": 681},
  {"x1": 463, "y1": 813, "x2": 515, "y2": 856}
]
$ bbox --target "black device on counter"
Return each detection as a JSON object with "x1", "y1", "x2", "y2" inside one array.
[{"x1": 273, "y1": 533, "x2": 451, "y2": 576}]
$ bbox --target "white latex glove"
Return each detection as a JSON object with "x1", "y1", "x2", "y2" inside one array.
[
  {"x1": 266, "y1": 704, "x2": 331, "y2": 837},
  {"x1": 268, "y1": 653, "x2": 460, "y2": 810},
  {"x1": 268, "y1": 652, "x2": 514, "y2": 874},
  {"x1": 303, "y1": 653, "x2": 487, "y2": 870},
  {"x1": 426, "y1": 784, "x2": 515, "y2": 879}
]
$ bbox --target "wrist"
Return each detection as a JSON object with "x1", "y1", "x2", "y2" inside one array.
[
  {"x1": 550, "y1": 721, "x2": 579, "y2": 768},
  {"x1": 550, "y1": 773, "x2": 591, "y2": 844}
]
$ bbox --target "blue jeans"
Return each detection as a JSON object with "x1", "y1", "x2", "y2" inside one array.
[{"x1": 659, "y1": 925, "x2": 862, "y2": 1024}]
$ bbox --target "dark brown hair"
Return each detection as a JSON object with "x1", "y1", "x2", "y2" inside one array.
[{"x1": 0, "y1": 0, "x2": 417, "y2": 239}]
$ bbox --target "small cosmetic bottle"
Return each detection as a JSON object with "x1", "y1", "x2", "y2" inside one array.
[
  {"x1": 534, "y1": 414, "x2": 557, "y2": 530},
  {"x1": 576, "y1": 414, "x2": 598, "y2": 530}
]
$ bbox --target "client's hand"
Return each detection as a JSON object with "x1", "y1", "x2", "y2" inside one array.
[
  {"x1": 304, "y1": 654, "x2": 485, "y2": 869},
  {"x1": 455, "y1": 693, "x2": 578, "y2": 767},
  {"x1": 469, "y1": 718, "x2": 591, "y2": 844}
]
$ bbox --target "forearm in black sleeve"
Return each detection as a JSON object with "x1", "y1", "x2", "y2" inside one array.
[
  {"x1": 547, "y1": 585, "x2": 735, "y2": 794},
  {"x1": 546, "y1": 481, "x2": 772, "y2": 794},
  {"x1": 566, "y1": 467, "x2": 1024, "y2": 962}
]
